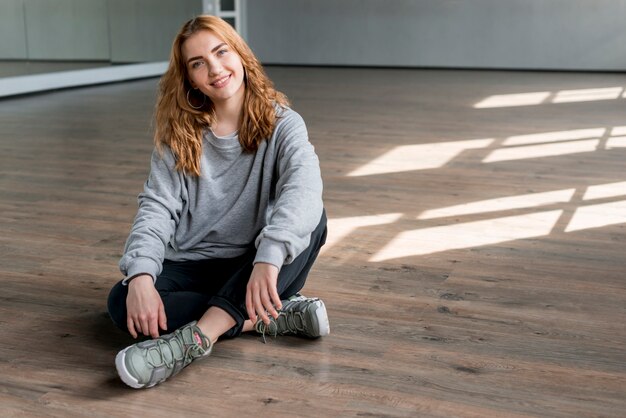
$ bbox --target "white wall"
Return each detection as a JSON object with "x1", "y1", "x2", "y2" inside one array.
[{"x1": 246, "y1": 0, "x2": 626, "y2": 71}]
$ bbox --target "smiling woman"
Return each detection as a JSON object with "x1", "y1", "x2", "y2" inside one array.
[
  {"x1": 105, "y1": 15, "x2": 329, "y2": 390},
  {"x1": 154, "y1": 15, "x2": 290, "y2": 175}
]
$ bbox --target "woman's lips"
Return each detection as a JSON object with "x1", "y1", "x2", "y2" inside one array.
[{"x1": 211, "y1": 74, "x2": 231, "y2": 88}]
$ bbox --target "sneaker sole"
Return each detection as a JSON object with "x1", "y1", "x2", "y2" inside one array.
[
  {"x1": 115, "y1": 347, "x2": 145, "y2": 389},
  {"x1": 314, "y1": 300, "x2": 330, "y2": 337}
]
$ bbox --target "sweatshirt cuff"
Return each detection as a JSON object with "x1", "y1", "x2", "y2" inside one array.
[
  {"x1": 254, "y1": 238, "x2": 288, "y2": 270},
  {"x1": 122, "y1": 258, "x2": 160, "y2": 285}
]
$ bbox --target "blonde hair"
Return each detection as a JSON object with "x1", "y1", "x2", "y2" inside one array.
[{"x1": 154, "y1": 15, "x2": 289, "y2": 175}]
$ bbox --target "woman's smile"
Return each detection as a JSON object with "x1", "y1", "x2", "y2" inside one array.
[{"x1": 210, "y1": 74, "x2": 231, "y2": 88}]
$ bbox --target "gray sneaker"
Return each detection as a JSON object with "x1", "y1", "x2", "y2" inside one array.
[
  {"x1": 115, "y1": 321, "x2": 211, "y2": 389},
  {"x1": 255, "y1": 294, "x2": 330, "y2": 341}
]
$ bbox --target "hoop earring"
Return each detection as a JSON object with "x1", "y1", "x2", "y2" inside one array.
[{"x1": 186, "y1": 89, "x2": 206, "y2": 110}]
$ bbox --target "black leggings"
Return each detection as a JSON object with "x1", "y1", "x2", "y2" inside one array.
[{"x1": 107, "y1": 211, "x2": 327, "y2": 338}]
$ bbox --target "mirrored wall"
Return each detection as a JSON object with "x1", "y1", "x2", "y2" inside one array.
[{"x1": 0, "y1": 0, "x2": 244, "y2": 91}]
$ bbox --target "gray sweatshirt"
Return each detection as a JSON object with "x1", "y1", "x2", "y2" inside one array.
[{"x1": 119, "y1": 107, "x2": 323, "y2": 283}]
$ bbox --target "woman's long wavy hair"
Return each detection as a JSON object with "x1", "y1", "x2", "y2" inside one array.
[{"x1": 155, "y1": 15, "x2": 289, "y2": 176}]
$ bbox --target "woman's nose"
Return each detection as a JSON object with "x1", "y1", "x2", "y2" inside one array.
[{"x1": 208, "y1": 59, "x2": 223, "y2": 76}]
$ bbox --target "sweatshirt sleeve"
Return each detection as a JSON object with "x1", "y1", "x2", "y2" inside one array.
[
  {"x1": 254, "y1": 110, "x2": 324, "y2": 269},
  {"x1": 119, "y1": 147, "x2": 183, "y2": 284}
]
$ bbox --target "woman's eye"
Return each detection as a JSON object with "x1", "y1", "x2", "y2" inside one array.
[
  {"x1": 191, "y1": 61, "x2": 203, "y2": 69},
  {"x1": 217, "y1": 49, "x2": 228, "y2": 56}
]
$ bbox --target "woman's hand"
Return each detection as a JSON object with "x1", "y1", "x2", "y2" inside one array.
[
  {"x1": 246, "y1": 263, "x2": 282, "y2": 325},
  {"x1": 126, "y1": 274, "x2": 167, "y2": 339}
]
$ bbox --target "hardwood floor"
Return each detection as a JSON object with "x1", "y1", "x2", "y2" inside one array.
[{"x1": 1, "y1": 67, "x2": 625, "y2": 417}]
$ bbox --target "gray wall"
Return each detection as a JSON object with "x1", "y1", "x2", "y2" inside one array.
[
  {"x1": 246, "y1": 0, "x2": 626, "y2": 71},
  {"x1": 24, "y1": 0, "x2": 110, "y2": 60},
  {"x1": 0, "y1": 0, "x2": 28, "y2": 59},
  {"x1": 4, "y1": 0, "x2": 625, "y2": 70},
  {"x1": 108, "y1": 0, "x2": 201, "y2": 62},
  {"x1": 0, "y1": 0, "x2": 203, "y2": 63}
]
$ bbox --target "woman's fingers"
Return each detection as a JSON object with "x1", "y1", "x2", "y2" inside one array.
[
  {"x1": 247, "y1": 263, "x2": 281, "y2": 325},
  {"x1": 125, "y1": 275, "x2": 166, "y2": 338},
  {"x1": 127, "y1": 317, "x2": 138, "y2": 339},
  {"x1": 253, "y1": 290, "x2": 270, "y2": 325},
  {"x1": 140, "y1": 317, "x2": 150, "y2": 337},
  {"x1": 269, "y1": 286, "x2": 282, "y2": 315},
  {"x1": 261, "y1": 290, "x2": 279, "y2": 320},
  {"x1": 148, "y1": 315, "x2": 160, "y2": 339},
  {"x1": 158, "y1": 303, "x2": 168, "y2": 332}
]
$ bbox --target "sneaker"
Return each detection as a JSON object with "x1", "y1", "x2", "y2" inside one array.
[
  {"x1": 115, "y1": 321, "x2": 211, "y2": 389},
  {"x1": 255, "y1": 294, "x2": 330, "y2": 341}
]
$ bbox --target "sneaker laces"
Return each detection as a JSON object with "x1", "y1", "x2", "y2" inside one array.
[
  {"x1": 147, "y1": 328, "x2": 207, "y2": 369},
  {"x1": 258, "y1": 306, "x2": 308, "y2": 343}
]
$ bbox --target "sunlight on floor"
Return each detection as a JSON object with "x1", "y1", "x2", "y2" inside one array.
[
  {"x1": 503, "y1": 128, "x2": 605, "y2": 146},
  {"x1": 606, "y1": 137, "x2": 626, "y2": 149},
  {"x1": 418, "y1": 189, "x2": 575, "y2": 220},
  {"x1": 483, "y1": 139, "x2": 599, "y2": 163},
  {"x1": 565, "y1": 200, "x2": 626, "y2": 232},
  {"x1": 323, "y1": 180, "x2": 626, "y2": 261},
  {"x1": 489, "y1": 126, "x2": 626, "y2": 161},
  {"x1": 347, "y1": 139, "x2": 493, "y2": 177},
  {"x1": 474, "y1": 86, "x2": 625, "y2": 108},
  {"x1": 612, "y1": 126, "x2": 626, "y2": 135},
  {"x1": 474, "y1": 92, "x2": 550, "y2": 108},
  {"x1": 321, "y1": 213, "x2": 403, "y2": 255},
  {"x1": 553, "y1": 87, "x2": 624, "y2": 103},
  {"x1": 334, "y1": 116, "x2": 626, "y2": 261},
  {"x1": 347, "y1": 126, "x2": 625, "y2": 177},
  {"x1": 583, "y1": 181, "x2": 626, "y2": 201},
  {"x1": 370, "y1": 210, "x2": 563, "y2": 261}
]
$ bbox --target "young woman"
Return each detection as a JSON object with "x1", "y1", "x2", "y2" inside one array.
[{"x1": 107, "y1": 15, "x2": 329, "y2": 389}]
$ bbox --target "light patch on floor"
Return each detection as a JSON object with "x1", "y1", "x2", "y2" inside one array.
[
  {"x1": 322, "y1": 213, "x2": 403, "y2": 254},
  {"x1": 583, "y1": 181, "x2": 626, "y2": 201},
  {"x1": 418, "y1": 189, "x2": 575, "y2": 220},
  {"x1": 370, "y1": 210, "x2": 563, "y2": 261},
  {"x1": 482, "y1": 139, "x2": 599, "y2": 163},
  {"x1": 565, "y1": 200, "x2": 626, "y2": 232},
  {"x1": 347, "y1": 139, "x2": 493, "y2": 176},
  {"x1": 503, "y1": 128, "x2": 605, "y2": 146}
]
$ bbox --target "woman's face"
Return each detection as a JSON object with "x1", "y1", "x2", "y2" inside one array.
[{"x1": 182, "y1": 30, "x2": 245, "y2": 106}]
